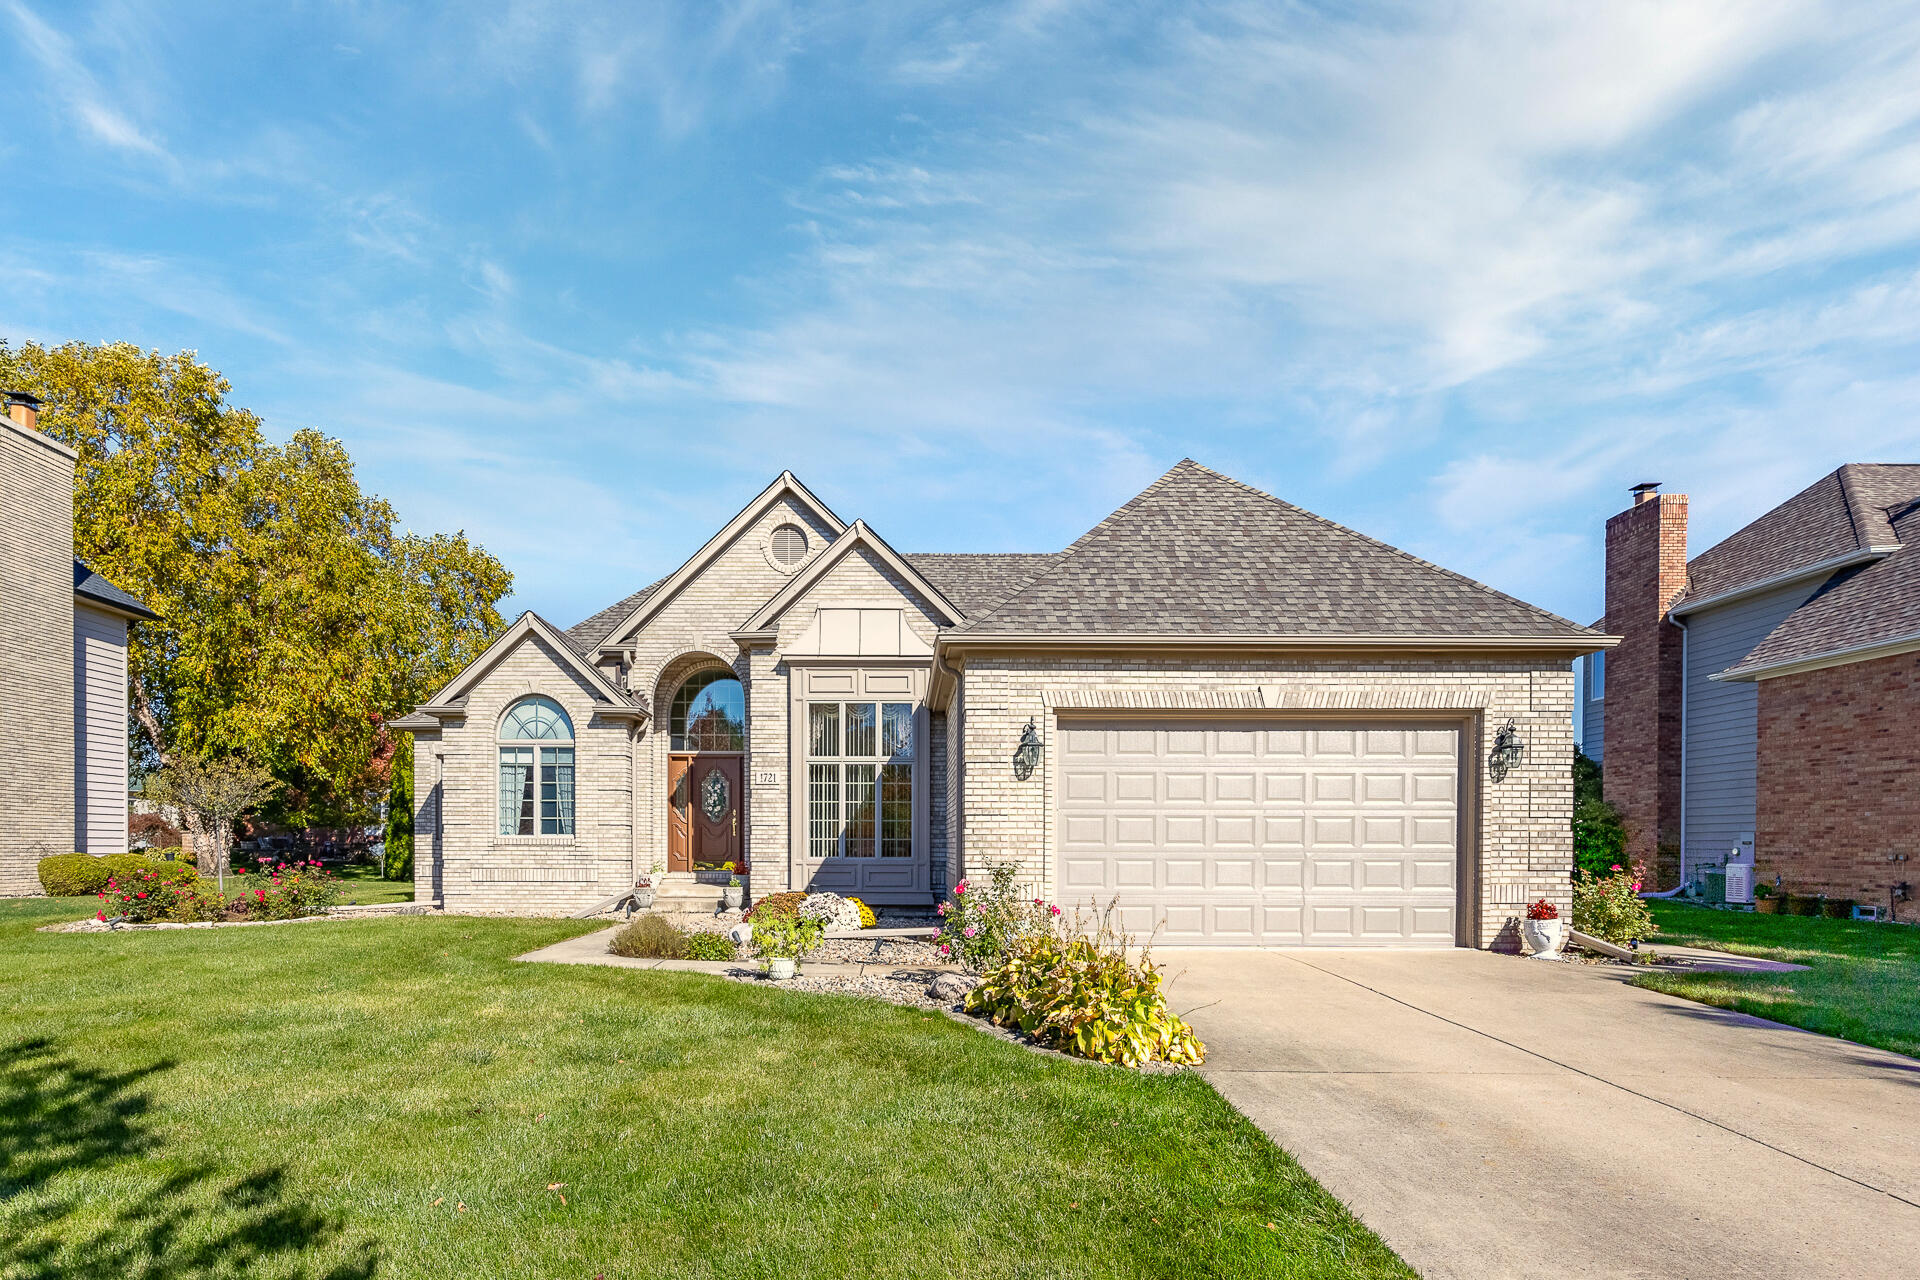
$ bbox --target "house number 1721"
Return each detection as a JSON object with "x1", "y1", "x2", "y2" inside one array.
[{"x1": 753, "y1": 770, "x2": 778, "y2": 786}]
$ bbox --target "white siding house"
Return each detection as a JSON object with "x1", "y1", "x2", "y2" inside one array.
[{"x1": 74, "y1": 603, "x2": 133, "y2": 854}]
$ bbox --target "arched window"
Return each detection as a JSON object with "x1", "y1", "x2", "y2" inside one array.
[
  {"x1": 670, "y1": 670, "x2": 745, "y2": 752},
  {"x1": 499, "y1": 696, "x2": 574, "y2": 835}
]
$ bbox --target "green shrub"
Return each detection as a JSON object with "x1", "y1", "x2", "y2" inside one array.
[
  {"x1": 237, "y1": 860, "x2": 339, "y2": 921},
  {"x1": 610, "y1": 915, "x2": 688, "y2": 959},
  {"x1": 1785, "y1": 894, "x2": 1821, "y2": 917},
  {"x1": 385, "y1": 743, "x2": 414, "y2": 881},
  {"x1": 750, "y1": 913, "x2": 823, "y2": 967},
  {"x1": 743, "y1": 891, "x2": 806, "y2": 923},
  {"x1": 159, "y1": 880, "x2": 230, "y2": 923},
  {"x1": 38, "y1": 854, "x2": 110, "y2": 896},
  {"x1": 1571, "y1": 864, "x2": 1657, "y2": 945},
  {"x1": 684, "y1": 932, "x2": 737, "y2": 961},
  {"x1": 936, "y1": 863, "x2": 1057, "y2": 970},
  {"x1": 964, "y1": 912, "x2": 1205, "y2": 1068},
  {"x1": 105, "y1": 854, "x2": 197, "y2": 886}
]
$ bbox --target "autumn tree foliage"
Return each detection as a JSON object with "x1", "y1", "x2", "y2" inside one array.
[{"x1": 0, "y1": 340, "x2": 511, "y2": 828}]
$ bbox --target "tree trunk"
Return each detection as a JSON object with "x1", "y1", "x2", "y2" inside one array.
[{"x1": 129, "y1": 668, "x2": 170, "y2": 767}]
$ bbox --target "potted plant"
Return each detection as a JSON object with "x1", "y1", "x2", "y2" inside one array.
[
  {"x1": 722, "y1": 865, "x2": 744, "y2": 911},
  {"x1": 1520, "y1": 898, "x2": 1567, "y2": 958},
  {"x1": 633, "y1": 859, "x2": 664, "y2": 911},
  {"x1": 1754, "y1": 883, "x2": 1782, "y2": 914},
  {"x1": 751, "y1": 912, "x2": 823, "y2": 980}
]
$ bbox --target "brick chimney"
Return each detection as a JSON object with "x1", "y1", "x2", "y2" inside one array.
[
  {"x1": 1602, "y1": 481, "x2": 1688, "y2": 888},
  {"x1": 4, "y1": 391, "x2": 42, "y2": 431}
]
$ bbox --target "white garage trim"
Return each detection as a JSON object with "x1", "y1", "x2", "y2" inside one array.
[
  {"x1": 1042, "y1": 686, "x2": 1496, "y2": 711},
  {"x1": 1053, "y1": 714, "x2": 1476, "y2": 948}
]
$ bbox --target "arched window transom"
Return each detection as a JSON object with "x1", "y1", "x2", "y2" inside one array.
[
  {"x1": 499, "y1": 696, "x2": 575, "y2": 835},
  {"x1": 670, "y1": 670, "x2": 745, "y2": 752}
]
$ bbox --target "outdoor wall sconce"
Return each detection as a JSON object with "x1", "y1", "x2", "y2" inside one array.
[
  {"x1": 1488, "y1": 718, "x2": 1524, "y2": 782},
  {"x1": 1012, "y1": 717, "x2": 1042, "y2": 781}
]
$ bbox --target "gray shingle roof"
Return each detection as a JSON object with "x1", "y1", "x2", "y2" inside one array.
[
  {"x1": 903, "y1": 553, "x2": 1059, "y2": 617},
  {"x1": 564, "y1": 573, "x2": 671, "y2": 654},
  {"x1": 1722, "y1": 498, "x2": 1920, "y2": 677},
  {"x1": 1680, "y1": 464, "x2": 1920, "y2": 606},
  {"x1": 948, "y1": 460, "x2": 1599, "y2": 639},
  {"x1": 73, "y1": 560, "x2": 159, "y2": 621}
]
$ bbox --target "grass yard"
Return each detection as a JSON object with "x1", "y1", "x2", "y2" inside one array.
[
  {"x1": 330, "y1": 865, "x2": 416, "y2": 906},
  {"x1": 0, "y1": 897, "x2": 1410, "y2": 1280},
  {"x1": 1636, "y1": 901, "x2": 1920, "y2": 1059}
]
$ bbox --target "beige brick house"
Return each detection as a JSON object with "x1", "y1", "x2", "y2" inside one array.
[
  {"x1": 397, "y1": 461, "x2": 1609, "y2": 948},
  {"x1": 1, "y1": 392, "x2": 158, "y2": 894}
]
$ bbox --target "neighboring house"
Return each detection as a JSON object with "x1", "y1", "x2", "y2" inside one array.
[
  {"x1": 0, "y1": 391, "x2": 159, "y2": 894},
  {"x1": 1594, "y1": 468, "x2": 1920, "y2": 920},
  {"x1": 395, "y1": 460, "x2": 1607, "y2": 949}
]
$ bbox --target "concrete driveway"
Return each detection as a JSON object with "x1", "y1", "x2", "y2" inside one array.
[{"x1": 1169, "y1": 949, "x2": 1920, "y2": 1280}]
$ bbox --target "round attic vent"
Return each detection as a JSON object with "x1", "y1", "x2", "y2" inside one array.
[{"x1": 770, "y1": 523, "x2": 809, "y2": 565}]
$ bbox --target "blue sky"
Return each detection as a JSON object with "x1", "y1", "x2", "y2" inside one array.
[{"x1": 5, "y1": 1, "x2": 1920, "y2": 648}]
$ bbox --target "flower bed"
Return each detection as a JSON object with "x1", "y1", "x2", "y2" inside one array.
[{"x1": 96, "y1": 860, "x2": 342, "y2": 926}]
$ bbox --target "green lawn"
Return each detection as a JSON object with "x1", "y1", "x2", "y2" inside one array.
[
  {"x1": 0, "y1": 897, "x2": 1409, "y2": 1279},
  {"x1": 1635, "y1": 901, "x2": 1920, "y2": 1059},
  {"x1": 331, "y1": 865, "x2": 416, "y2": 906}
]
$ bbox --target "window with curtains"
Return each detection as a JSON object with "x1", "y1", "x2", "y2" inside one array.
[
  {"x1": 807, "y1": 701, "x2": 913, "y2": 859},
  {"x1": 498, "y1": 696, "x2": 575, "y2": 836}
]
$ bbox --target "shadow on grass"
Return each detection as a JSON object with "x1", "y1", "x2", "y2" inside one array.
[{"x1": 0, "y1": 1037, "x2": 378, "y2": 1279}]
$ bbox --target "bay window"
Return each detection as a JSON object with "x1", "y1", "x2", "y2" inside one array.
[{"x1": 807, "y1": 701, "x2": 913, "y2": 858}]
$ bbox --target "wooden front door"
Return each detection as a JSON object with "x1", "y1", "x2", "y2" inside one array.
[{"x1": 668, "y1": 754, "x2": 743, "y2": 873}]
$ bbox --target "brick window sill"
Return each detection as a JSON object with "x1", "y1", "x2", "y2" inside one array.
[{"x1": 492, "y1": 836, "x2": 581, "y2": 849}]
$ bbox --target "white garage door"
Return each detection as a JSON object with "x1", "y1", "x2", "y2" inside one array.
[{"x1": 1056, "y1": 719, "x2": 1461, "y2": 947}]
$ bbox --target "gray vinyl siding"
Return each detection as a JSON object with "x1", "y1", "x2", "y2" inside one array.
[
  {"x1": 1580, "y1": 652, "x2": 1604, "y2": 763},
  {"x1": 74, "y1": 604, "x2": 131, "y2": 854},
  {"x1": 1576, "y1": 651, "x2": 1604, "y2": 762},
  {"x1": 1680, "y1": 580, "x2": 1823, "y2": 874}
]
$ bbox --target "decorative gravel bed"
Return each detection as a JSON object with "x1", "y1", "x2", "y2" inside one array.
[
  {"x1": 728, "y1": 967, "x2": 957, "y2": 1009},
  {"x1": 808, "y1": 936, "x2": 943, "y2": 966}
]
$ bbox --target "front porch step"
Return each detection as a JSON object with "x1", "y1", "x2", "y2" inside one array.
[{"x1": 643, "y1": 880, "x2": 745, "y2": 913}]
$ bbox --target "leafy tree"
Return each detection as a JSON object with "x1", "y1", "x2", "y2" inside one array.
[
  {"x1": 0, "y1": 340, "x2": 510, "y2": 827},
  {"x1": 1572, "y1": 749, "x2": 1626, "y2": 879},
  {"x1": 146, "y1": 753, "x2": 280, "y2": 888},
  {"x1": 384, "y1": 742, "x2": 414, "y2": 882}
]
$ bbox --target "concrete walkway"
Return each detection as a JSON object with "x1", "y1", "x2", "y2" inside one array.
[{"x1": 1167, "y1": 948, "x2": 1920, "y2": 1280}]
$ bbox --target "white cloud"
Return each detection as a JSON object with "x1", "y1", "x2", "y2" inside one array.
[{"x1": 6, "y1": 0, "x2": 177, "y2": 166}]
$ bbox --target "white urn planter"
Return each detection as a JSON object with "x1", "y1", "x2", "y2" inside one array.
[
  {"x1": 722, "y1": 884, "x2": 744, "y2": 911},
  {"x1": 767, "y1": 957, "x2": 797, "y2": 980},
  {"x1": 1521, "y1": 916, "x2": 1567, "y2": 958},
  {"x1": 632, "y1": 886, "x2": 655, "y2": 911}
]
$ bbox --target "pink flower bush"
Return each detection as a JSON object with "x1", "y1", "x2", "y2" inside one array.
[{"x1": 935, "y1": 864, "x2": 1062, "y2": 971}]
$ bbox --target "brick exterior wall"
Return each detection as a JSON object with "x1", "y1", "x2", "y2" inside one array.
[
  {"x1": 627, "y1": 494, "x2": 842, "y2": 896},
  {"x1": 1755, "y1": 652, "x2": 1920, "y2": 922},
  {"x1": 414, "y1": 485, "x2": 1580, "y2": 941},
  {"x1": 412, "y1": 633, "x2": 638, "y2": 911},
  {"x1": 954, "y1": 653, "x2": 1577, "y2": 950},
  {"x1": 0, "y1": 418, "x2": 79, "y2": 894},
  {"x1": 1602, "y1": 492, "x2": 1688, "y2": 887}
]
